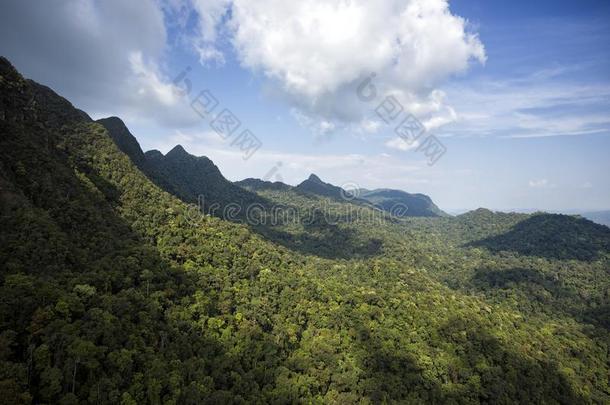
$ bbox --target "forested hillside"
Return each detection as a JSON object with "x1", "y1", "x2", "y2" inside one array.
[{"x1": 1, "y1": 56, "x2": 609, "y2": 404}]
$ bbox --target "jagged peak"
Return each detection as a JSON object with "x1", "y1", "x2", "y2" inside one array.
[
  {"x1": 307, "y1": 174, "x2": 322, "y2": 183},
  {"x1": 167, "y1": 144, "x2": 190, "y2": 158}
]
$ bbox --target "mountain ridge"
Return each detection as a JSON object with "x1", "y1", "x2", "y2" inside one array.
[{"x1": 97, "y1": 117, "x2": 267, "y2": 217}]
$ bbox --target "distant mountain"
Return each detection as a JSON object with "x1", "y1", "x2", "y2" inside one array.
[
  {"x1": 295, "y1": 174, "x2": 364, "y2": 202},
  {"x1": 235, "y1": 178, "x2": 292, "y2": 192},
  {"x1": 250, "y1": 174, "x2": 448, "y2": 218},
  {"x1": 453, "y1": 208, "x2": 610, "y2": 228},
  {"x1": 95, "y1": 121, "x2": 449, "y2": 221},
  {"x1": 457, "y1": 207, "x2": 501, "y2": 221},
  {"x1": 359, "y1": 188, "x2": 448, "y2": 217}
]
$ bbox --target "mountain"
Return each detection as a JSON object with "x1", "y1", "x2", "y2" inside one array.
[
  {"x1": 294, "y1": 175, "x2": 447, "y2": 218},
  {"x1": 144, "y1": 144, "x2": 232, "y2": 204},
  {"x1": 450, "y1": 208, "x2": 610, "y2": 228},
  {"x1": 0, "y1": 56, "x2": 299, "y2": 403},
  {"x1": 295, "y1": 173, "x2": 362, "y2": 201},
  {"x1": 98, "y1": 116, "x2": 265, "y2": 217},
  {"x1": 143, "y1": 145, "x2": 268, "y2": 216},
  {"x1": 97, "y1": 116, "x2": 147, "y2": 169},
  {"x1": 2, "y1": 56, "x2": 610, "y2": 404},
  {"x1": 359, "y1": 188, "x2": 448, "y2": 217},
  {"x1": 97, "y1": 116, "x2": 182, "y2": 197}
]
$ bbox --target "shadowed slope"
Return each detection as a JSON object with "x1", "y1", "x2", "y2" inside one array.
[{"x1": 468, "y1": 213, "x2": 610, "y2": 261}]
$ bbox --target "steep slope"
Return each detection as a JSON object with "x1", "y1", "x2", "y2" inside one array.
[
  {"x1": 97, "y1": 116, "x2": 182, "y2": 197},
  {"x1": 97, "y1": 116, "x2": 147, "y2": 170},
  {"x1": 0, "y1": 56, "x2": 293, "y2": 403},
  {"x1": 359, "y1": 188, "x2": 448, "y2": 217},
  {"x1": 1, "y1": 57, "x2": 609, "y2": 404},
  {"x1": 581, "y1": 210, "x2": 610, "y2": 228}
]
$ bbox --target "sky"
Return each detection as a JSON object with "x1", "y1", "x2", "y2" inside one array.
[{"x1": 1, "y1": 0, "x2": 609, "y2": 211}]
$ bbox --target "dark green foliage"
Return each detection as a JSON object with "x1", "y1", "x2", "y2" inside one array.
[
  {"x1": 1, "y1": 56, "x2": 609, "y2": 404},
  {"x1": 97, "y1": 117, "x2": 148, "y2": 170},
  {"x1": 238, "y1": 183, "x2": 393, "y2": 259},
  {"x1": 468, "y1": 213, "x2": 610, "y2": 261}
]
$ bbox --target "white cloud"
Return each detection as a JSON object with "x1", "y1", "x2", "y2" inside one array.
[
  {"x1": 360, "y1": 119, "x2": 382, "y2": 134},
  {"x1": 291, "y1": 109, "x2": 338, "y2": 138},
  {"x1": 385, "y1": 137, "x2": 420, "y2": 151},
  {"x1": 194, "y1": 44, "x2": 226, "y2": 66},
  {"x1": 188, "y1": 0, "x2": 485, "y2": 131},
  {"x1": 166, "y1": 129, "x2": 226, "y2": 146},
  {"x1": 191, "y1": 0, "x2": 231, "y2": 42},
  {"x1": 528, "y1": 179, "x2": 555, "y2": 189},
  {"x1": 128, "y1": 52, "x2": 181, "y2": 107},
  {"x1": 1, "y1": 0, "x2": 485, "y2": 134}
]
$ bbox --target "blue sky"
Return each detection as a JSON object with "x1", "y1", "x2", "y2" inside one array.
[{"x1": 1, "y1": 0, "x2": 608, "y2": 211}]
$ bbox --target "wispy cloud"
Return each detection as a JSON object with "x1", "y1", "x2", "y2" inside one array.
[
  {"x1": 528, "y1": 179, "x2": 555, "y2": 189},
  {"x1": 440, "y1": 66, "x2": 610, "y2": 139}
]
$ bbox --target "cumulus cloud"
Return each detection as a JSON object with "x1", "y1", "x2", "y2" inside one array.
[
  {"x1": 0, "y1": 0, "x2": 199, "y2": 127},
  {"x1": 188, "y1": 0, "x2": 485, "y2": 131},
  {"x1": 0, "y1": 0, "x2": 485, "y2": 134}
]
